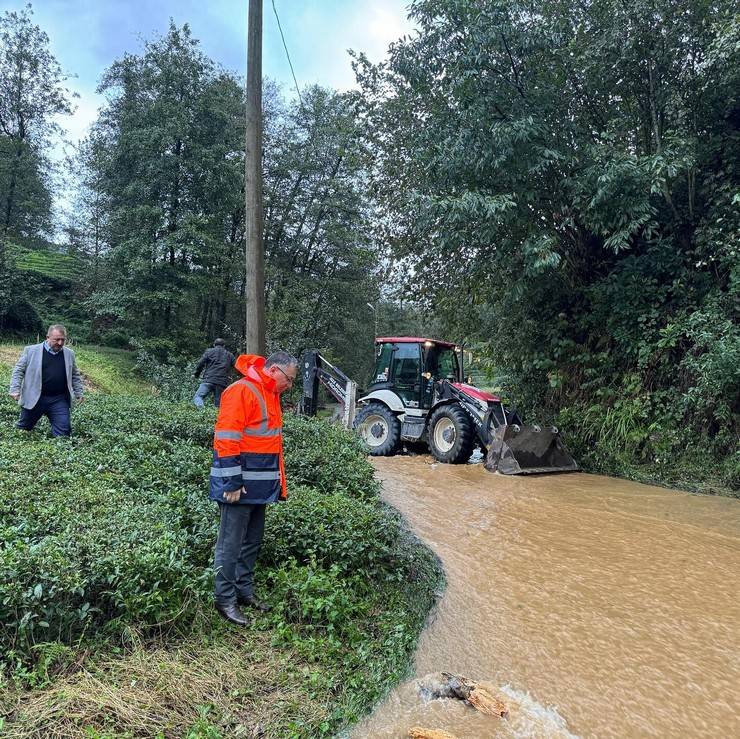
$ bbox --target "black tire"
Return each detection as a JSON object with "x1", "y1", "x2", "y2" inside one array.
[
  {"x1": 353, "y1": 402, "x2": 402, "y2": 456},
  {"x1": 428, "y1": 404, "x2": 476, "y2": 464}
]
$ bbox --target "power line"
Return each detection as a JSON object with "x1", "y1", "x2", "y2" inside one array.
[{"x1": 271, "y1": 0, "x2": 304, "y2": 109}]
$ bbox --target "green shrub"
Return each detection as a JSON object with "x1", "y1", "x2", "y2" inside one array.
[
  {"x1": 721, "y1": 453, "x2": 740, "y2": 491},
  {"x1": 0, "y1": 426, "x2": 213, "y2": 654},
  {"x1": 281, "y1": 415, "x2": 380, "y2": 501},
  {"x1": 133, "y1": 348, "x2": 199, "y2": 402},
  {"x1": 263, "y1": 486, "x2": 406, "y2": 578}
]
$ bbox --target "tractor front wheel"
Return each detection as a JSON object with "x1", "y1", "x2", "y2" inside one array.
[
  {"x1": 428, "y1": 404, "x2": 475, "y2": 464},
  {"x1": 353, "y1": 402, "x2": 402, "y2": 456}
]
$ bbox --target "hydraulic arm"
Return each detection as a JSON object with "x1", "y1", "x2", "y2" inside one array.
[{"x1": 299, "y1": 350, "x2": 357, "y2": 429}]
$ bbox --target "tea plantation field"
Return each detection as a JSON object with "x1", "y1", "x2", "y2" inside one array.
[{"x1": 0, "y1": 348, "x2": 441, "y2": 737}]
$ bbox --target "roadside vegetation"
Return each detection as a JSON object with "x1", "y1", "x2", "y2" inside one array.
[
  {"x1": 357, "y1": 0, "x2": 739, "y2": 497},
  {"x1": 0, "y1": 354, "x2": 441, "y2": 737},
  {"x1": 557, "y1": 398, "x2": 739, "y2": 497}
]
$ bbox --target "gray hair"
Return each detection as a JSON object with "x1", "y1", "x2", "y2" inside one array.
[
  {"x1": 213, "y1": 338, "x2": 226, "y2": 347},
  {"x1": 265, "y1": 350, "x2": 298, "y2": 369},
  {"x1": 47, "y1": 324, "x2": 67, "y2": 336}
]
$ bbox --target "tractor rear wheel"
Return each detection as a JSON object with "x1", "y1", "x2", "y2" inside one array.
[
  {"x1": 428, "y1": 404, "x2": 475, "y2": 464},
  {"x1": 353, "y1": 402, "x2": 402, "y2": 456}
]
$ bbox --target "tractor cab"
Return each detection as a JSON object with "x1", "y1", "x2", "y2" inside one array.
[{"x1": 369, "y1": 337, "x2": 462, "y2": 410}]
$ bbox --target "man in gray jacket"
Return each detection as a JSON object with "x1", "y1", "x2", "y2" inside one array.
[
  {"x1": 193, "y1": 338, "x2": 235, "y2": 408},
  {"x1": 9, "y1": 324, "x2": 84, "y2": 437}
]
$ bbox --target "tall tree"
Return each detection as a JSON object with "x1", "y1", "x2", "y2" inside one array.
[
  {"x1": 263, "y1": 85, "x2": 380, "y2": 377},
  {"x1": 0, "y1": 4, "x2": 72, "y2": 237},
  {"x1": 64, "y1": 130, "x2": 110, "y2": 285},
  {"x1": 90, "y1": 22, "x2": 246, "y2": 344},
  {"x1": 0, "y1": 4, "x2": 73, "y2": 336}
]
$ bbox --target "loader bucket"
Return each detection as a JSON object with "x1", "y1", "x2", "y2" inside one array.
[{"x1": 484, "y1": 424, "x2": 579, "y2": 475}]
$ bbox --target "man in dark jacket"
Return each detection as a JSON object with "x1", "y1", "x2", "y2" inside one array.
[{"x1": 193, "y1": 339, "x2": 235, "y2": 408}]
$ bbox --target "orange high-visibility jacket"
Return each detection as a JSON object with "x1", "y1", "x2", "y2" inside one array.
[{"x1": 209, "y1": 354, "x2": 287, "y2": 505}]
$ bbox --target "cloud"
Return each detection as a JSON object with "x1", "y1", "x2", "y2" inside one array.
[
  {"x1": 63, "y1": 95, "x2": 99, "y2": 144},
  {"x1": 363, "y1": 1, "x2": 414, "y2": 54},
  {"x1": 260, "y1": 0, "x2": 415, "y2": 92}
]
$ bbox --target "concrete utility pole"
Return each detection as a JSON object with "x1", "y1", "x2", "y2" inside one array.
[{"x1": 244, "y1": 0, "x2": 265, "y2": 354}]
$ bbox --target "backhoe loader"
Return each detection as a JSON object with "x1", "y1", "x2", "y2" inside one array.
[{"x1": 300, "y1": 337, "x2": 578, "y2": 474}]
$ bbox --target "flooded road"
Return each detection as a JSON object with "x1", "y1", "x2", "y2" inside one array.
[{"x1": 352, "y1": 457, "x2": 740, "y2": 738}]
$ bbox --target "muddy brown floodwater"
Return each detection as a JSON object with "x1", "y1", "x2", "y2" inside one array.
[{"x1": 351, "y1": 456, "x2": 740, "y2": 739}]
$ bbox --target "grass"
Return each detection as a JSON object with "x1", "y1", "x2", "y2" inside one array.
[
  {"x1": 0, "y1": 341, "x2": 152, "y2": 396},
  {"x1": 1, "y1": 628, "x2": 334, "y2": 738}
]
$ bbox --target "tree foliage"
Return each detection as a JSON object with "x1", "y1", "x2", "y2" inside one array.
[
  {"x1": 0, "y1": 4, "x2": 72, "y2": 237},
  {"x1": 355, "y1": 0, "x2": 739, "y2": 482},
  {"x1": 262, "y1": 84, "x2": 379, "y2": 377},
  {"x1": 58, "y1": 23, "x2": 381, "y2": 375},
  {"x1": 0, "y1": 4, "x2": 73, "y2": 334}
]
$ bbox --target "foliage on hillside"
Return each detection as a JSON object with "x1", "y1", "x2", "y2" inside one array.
[
  {"x1": 355, "y1": 0, "x2": 739, "y2": 492},
  {"x1": 10, "y1": 243, "x2": 81, "y2": 280},
  {"x1": 0, "y1": 236, "x2": 90, "y2": 338}
]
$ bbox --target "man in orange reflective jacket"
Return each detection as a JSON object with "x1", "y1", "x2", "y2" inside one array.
[{"x1": 209, "y1": 350, "x2": 298, "y2": 625}]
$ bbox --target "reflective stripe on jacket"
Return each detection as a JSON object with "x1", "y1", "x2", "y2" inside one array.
[{"x1": 209, "y1": 354, "x2": 287, "y2": 505}]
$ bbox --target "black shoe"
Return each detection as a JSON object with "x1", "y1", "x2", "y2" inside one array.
[
  {"x1": 237, "y1": 594, "x2": 272, "y2": 612},
  {"x1": 214, "y1": 601, "x2": 249, "y2": 625}
]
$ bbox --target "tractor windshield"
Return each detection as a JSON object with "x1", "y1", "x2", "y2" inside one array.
[{"x1": 423, "y1": 344, "x2": 460, "y2": 381}]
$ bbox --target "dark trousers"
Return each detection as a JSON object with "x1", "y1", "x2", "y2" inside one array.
[
  {"x1": 213, "y1": 502, "x2": 266, "y2": 604},
  {"x1": 17, "y1": 394, "x2": 71, "y2": 437}
]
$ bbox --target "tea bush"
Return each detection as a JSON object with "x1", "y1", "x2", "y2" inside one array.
[
  {"x1": 281, "y1": 415, "x2": 381, "y2": 501},
  {"x1": 263, "y1": 486, "x2": 409, "y2": 578}
]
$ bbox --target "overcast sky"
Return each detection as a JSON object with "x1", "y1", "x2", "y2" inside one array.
[{"x1": 4, "y1": 0, "x2": 415, "y2": 149}]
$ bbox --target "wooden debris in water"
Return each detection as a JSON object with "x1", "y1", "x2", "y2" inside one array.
[
  {"x1": 408, "y1": 728, "x2": 459, "y2": 739},
  {"x1": 418, "y1": 672, "x2": 509, "y2": 719},
  {"x1": 468, "y1": 686, "x2": 509, "y2": 718}
]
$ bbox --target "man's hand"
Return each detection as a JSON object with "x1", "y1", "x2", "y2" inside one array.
[
  {"x1": 9, "y1": 392, "x2": 19, "y2": 401},
  {"x1": 223, "y1": 488, "x2": 243, "y2": 504}
]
